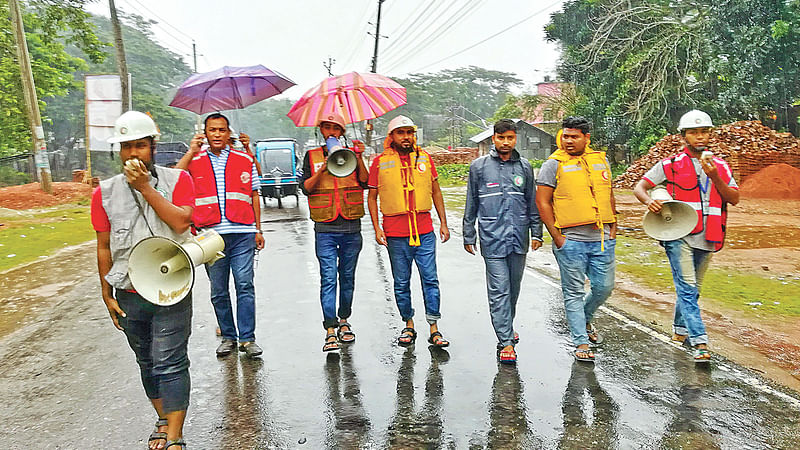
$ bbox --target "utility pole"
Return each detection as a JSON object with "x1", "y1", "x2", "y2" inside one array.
[
  {"x1": 364, "y1": 0, "x2": 385, "y2": 148},
  {"x1": 109, "y1": 0, "x2": 130, "y2": 112},
  {"x1": 323, "y1": 56, "x2": 335, "y2": 77},
  {"x1": 192, "y1": 40, "x2": 198, "y2": 73},
  {"x1": 9, "y1": 0, "x2": 52, "y2": 193}
]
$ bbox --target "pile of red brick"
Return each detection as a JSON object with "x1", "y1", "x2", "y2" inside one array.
[
  {"x1": 614, "y1": 121, "x2": 800, "y2": 188},
  {"x1": 426, "y1": 146, "x2": 479, "y2": 166}
]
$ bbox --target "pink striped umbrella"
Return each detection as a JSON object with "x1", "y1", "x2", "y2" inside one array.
[{"x1": 287, "y1": 72, "x2": 406, "y2": 126}]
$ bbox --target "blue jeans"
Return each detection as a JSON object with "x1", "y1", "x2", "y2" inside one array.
[
  {"x1": 386, "y1": 231, "x2": 442, "y2": 324},
  {"x1": 205, "y1": 232, "x2": 257, "y2": 342},
  {"x1": 484, "y1": 253, "x2": 526, "y2": 348},
  {"x1": 315, "y1": 231, "x2": 363, "y2": 329},
  {"x1": 553, "y1": 239, "x2": 616, "y2": 347},
  {"x1": 662, "y1": 239, "x2": 712, "y2": 346},
  {"x1": 116, "y1": 290, "x2": 192, "y2": 413}
]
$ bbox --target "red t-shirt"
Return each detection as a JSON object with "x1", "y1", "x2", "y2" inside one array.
[
  {"x1": 368, "y1": 151, "x2": 438, "y2": 238},
  {"x1": 91, "y1": 171, "x2": 196, "y2": 232}
]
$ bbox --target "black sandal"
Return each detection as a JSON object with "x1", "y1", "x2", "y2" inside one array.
[
  {"x1": 323, "y1": 332, "x2": 340, "y2": 352},
  {"x1": 398, "y1": 327, "x2": 417, "y2": 346},
  {"x1": 428, "y1": 331, "x2": 450, "y2": 348},
  {"x1": 337, "y1": 322, "x2": 356, "y2": 343},
  {"x1": 148, "y1": 418, "x2": 168, "y2": 448}
]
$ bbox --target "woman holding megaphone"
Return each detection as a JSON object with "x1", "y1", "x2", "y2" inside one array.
[
  {"x1": 92, "y1": 111, "x2": 195, "y2": 450},
  {"x1": 300, "y1": 112, "x2": 369, "y2": 353}
]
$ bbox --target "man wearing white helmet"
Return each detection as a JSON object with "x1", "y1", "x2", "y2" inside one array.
[
  {"x1": 634, "y1": 109, "x2": 740, "y2": 363},
  {"x1": 91, "y1": 111, "x2": 195, "y2": 449},
  {"x1": 367, "y1": 115, "x2": 451, "y2": 348},
  {"x1": 300, "y1": 112, "x2": 369, "y2": 352}
]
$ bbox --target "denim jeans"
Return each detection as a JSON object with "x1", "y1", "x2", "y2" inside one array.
[
  {"x1": 205, "y1": 232, "x2": 257, "y2": 342},
  {"x1": 484, "y1": 253, "x2": 526, "y2": 348},
  {"x1": 116, "y1": 290, "x2": 192, "y2": 413},
  {"x1": 552, "y1": 239, "x2": 616, "y2": 347},
  {"x1": 386, "y1": 231, "x2": 442, "y2": 324},
  {"x1": 315, "y1": 231, "x2": 363, "y2": 329},
  {"x1": 661, "y1": 239, "x2": 712, "y2": 346}
]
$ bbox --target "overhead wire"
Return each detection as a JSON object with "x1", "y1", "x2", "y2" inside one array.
[
  {"x1": 121, "y1": 0, "x2": 195, "y2": 42},
  {"x1": 406, "y1": 0, "x2": 564, "y2": 73},
  {"x1": 116, "y1": 0, "x2": 194, "y2": 56},
  {"x1": 380, "y1": 0, "x2": 460, "y2": 64},
  {"x1": 339, "y1": 3, "x2": 376, "y2": 71},
  {"x1": 379, "y1": 0, "x2": 441, "y2": 56},
  {"x1": 382, "y1": 0, "x2": 485, "y2": 73}
]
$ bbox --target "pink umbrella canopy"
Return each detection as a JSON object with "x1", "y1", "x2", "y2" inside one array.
[
  {"x1": 169, "y1": 65, "x2": 295, "y2": 114},
  {"x1": 287, "y1": 72, "x2": 406, "y2": 127}
]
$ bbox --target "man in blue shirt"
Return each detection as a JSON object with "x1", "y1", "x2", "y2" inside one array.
[{"x1": 463, "y1": 119, "x2": 543, "y2": 364}]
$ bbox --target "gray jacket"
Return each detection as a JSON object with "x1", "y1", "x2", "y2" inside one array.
[
  {"x1": 463, "y1": 149, "x2": 542, "y2": 258},
  {"x1": 100, "y1": 165, "x2": 189, "y2": 289}
]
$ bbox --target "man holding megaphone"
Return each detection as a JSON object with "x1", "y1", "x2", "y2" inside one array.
[
  {"x1": 92, "y1": 111, "x2": 195, "y2": 449},
  {"x1": 634, "y1": 110, "x2": 740, "y2": 364},
  {"x1": 300, "y1": 113, "x2": 369, "y2": 352}
]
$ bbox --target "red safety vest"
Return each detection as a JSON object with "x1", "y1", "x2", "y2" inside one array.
[
  {"x1": 662, "y1": 149, "x2": 731, "y2": 251},
  {"x1": 187, "y1": 147, "x2": 255, "y2": 227}
]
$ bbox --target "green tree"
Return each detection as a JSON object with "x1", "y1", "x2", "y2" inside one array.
[{"x1": 0, "y1": 0, "x2": 106, "y2": 156}]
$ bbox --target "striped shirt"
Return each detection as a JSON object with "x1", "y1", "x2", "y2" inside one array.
[{"x1": 205, "y1": 146, "x2": 261, "y2": 235}]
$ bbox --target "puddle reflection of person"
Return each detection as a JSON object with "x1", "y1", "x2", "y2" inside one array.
[
  {"x1": 220, "y1": 358, "x2": 274, "y2": 448},
  {"x1": 660, "y1": 365, "x2": 719, "y2": 449},
  {"x1": 323, "y1": 349, "x2": 371, "y2": 448},
  {"x1": 487, "y1": 365, "x2": 542, "y2": 448},
  {"x1": 387, "y1": 347, "x2": 449, "y2": 448},
  {"x1": 559, "y1": 362, "x2": 619, "y2": 448}
]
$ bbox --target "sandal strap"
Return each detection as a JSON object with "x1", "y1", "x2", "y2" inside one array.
[
  {"x1": 430, "y1": 331, "x2": 442, "y2": 339},
  {"x1": 338, "y1": 321, "x2": 352, "y2": 329},
  {"x1": 155, "y1": 418, "x2": 169, "y2": 427},
  {"x1": 400, "y1": 327, "x2": 416, "y2": 336},
  {"x1": 165, "y1": 438, "x2": 186, "y2": 449},
  {"x1": 149, "y1": 432, "x2": 167, "y2": 442}
]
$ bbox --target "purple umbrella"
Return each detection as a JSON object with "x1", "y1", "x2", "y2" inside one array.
[{"x1": 169, "y1": 65, "x2": 296, "y2": 114}]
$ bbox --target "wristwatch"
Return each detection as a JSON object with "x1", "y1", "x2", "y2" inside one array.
[{"x1": 256, "y1": 230, "x2": 263, "y2": 234}]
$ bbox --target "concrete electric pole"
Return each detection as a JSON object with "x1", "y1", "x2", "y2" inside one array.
[
  {"x1": 8, "y1": 0, "x2": 53, "y2": 193},
  {"x1": 109, "y1": 0, "x2": 130, "y2": 112},
  {"x1": 364, "y1": 0, "x2": 385, "y2": 148}
]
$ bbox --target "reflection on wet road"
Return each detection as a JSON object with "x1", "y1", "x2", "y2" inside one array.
[{"x1": 0, "y1": 197, "x2": 799, "y2": 448}]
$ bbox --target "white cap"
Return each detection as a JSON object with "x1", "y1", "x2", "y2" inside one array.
[
  {"x1": 677, "y1": 109, "x2": 713, "y2": 131},
  {"x1": 108, "y1": 111, "x2": 160, "y2": 143},
  {"x1": 387, "y1": 115, "x2": 416, "y2": 135}
]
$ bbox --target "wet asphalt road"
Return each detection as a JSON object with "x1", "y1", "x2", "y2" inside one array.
[{"x1": 2, "y1": 192, "x2": 800, "y2": 449}]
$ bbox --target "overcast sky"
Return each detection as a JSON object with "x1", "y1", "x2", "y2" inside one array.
[{"x1": 88, "y1": 0, "x2": 566, "y2": 99}]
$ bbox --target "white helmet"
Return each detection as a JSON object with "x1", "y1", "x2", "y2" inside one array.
[
  {"x1": 108, "y1": 111, "x2": 161, "y2": 143},
  {"x1": 318, "y1": 112, "x2": 347, "y2": 131},
  {"x1": 387, "y1": 115, "x2": 416, "y2": 135},
  {"x1": 677, "y1": 109, "x2": 713, "y2": 131}
]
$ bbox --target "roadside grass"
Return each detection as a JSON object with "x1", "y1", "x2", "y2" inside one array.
[
  {"x1": 0, "y1": 205, "x2": 93, "y2": 272},
  {"x1": 437, "y1": 164, "x2": 469, "y2": 187},
  {"x1": 615, "y1": 235, "x2": 800, "y2": 317}
]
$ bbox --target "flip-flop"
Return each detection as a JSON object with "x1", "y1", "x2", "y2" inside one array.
[
  {"x1": 693, "y1": 347, "x2": 711, "y2": 363},
  {"x1": 574, "y1": 347, "x2": 595, "y2": 363},
  {"x1": 323, "y1": 333, "x2": 340, "y2": 352},
  {"x1": 337, "y1": 322, "x2": 355, "y2": 343},
  {"x1": 428, "y1": 331, "x2": 450, "y2": 348},
  {"x1": 498, "y1": 347, "x2": 517, "y2": 364},
  {"x1": 587, "y1": 323, "x2": 603, "y2": 346},
  {"x1": 398, "y1": 327, "x2": 417, "y2": 346}
]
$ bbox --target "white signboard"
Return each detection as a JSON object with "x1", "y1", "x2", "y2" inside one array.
[{"x1": 85, "y1": 74, "x2": 124, "y2": 151}]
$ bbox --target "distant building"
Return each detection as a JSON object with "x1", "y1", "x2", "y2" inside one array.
[
  {"x1": 469, "y1": 119, "x2": 556, "y2": 161},
  {"x1": 527, "y1": 80, "x2": 573, "y2": 136}
]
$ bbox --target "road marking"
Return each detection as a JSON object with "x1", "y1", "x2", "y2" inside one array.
[{"x1": 524, "y1": 267, "x2": 800, "y2": 410}]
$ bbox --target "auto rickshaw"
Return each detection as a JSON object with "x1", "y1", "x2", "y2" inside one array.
[{"x1": 255, "y1": 138, "x2": 302, "y2": 208}]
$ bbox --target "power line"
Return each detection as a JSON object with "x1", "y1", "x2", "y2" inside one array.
[
  {"x1": 380, "y1": 0, "x2": 439, "y2": 55},
  {"x1": 340, "y1": 4, "x2": 376, "y2": 71},
  {"x1": 381, "y1": 0, "x2": 460, "y2": 62},
  {"x1": 122, "y1": 0, "x2": 195, "y2": 42},
  {"x1": 116, "y1": 0, "x2": 194, "y2": 55},
  {"x1": 383, "y1": 0, "x2": 484, "y2": 73},
  {"x1": 406, "y1": 0, "x2": 563, "y2": 73}
]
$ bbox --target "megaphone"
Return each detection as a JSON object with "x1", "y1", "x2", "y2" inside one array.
[
  {"x1": 325, "y1": 136, "x2": 357, "y2": 178},
  {"x1": 128, "y1": 229, "x2": 225, "y2": 306},
  {"x1": 642, "y1": 187, "x2": 697, "y2": 241}
]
